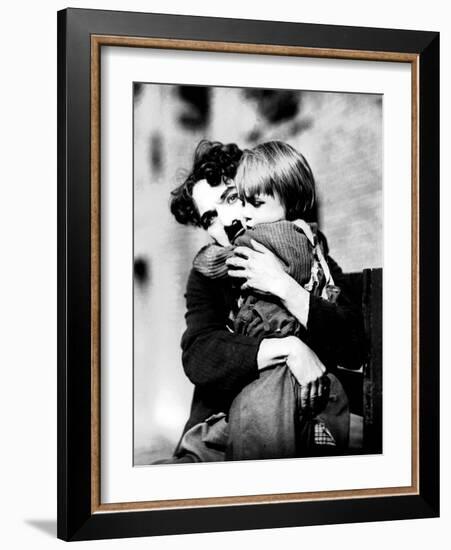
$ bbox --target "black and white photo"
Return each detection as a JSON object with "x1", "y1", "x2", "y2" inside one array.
[{"x1": 133, "y1": 83, "x2": 383, "y2": 465}]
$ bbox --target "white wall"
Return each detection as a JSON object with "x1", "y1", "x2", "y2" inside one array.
[{"x1": 0, "y1": 0, "x2": 448, "y2": 548}]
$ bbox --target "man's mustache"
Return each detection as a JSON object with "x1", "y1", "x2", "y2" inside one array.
[{"x1": 224, "y1": 220, "x2": 245, "y2": 243}]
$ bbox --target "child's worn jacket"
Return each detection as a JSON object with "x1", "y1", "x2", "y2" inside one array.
[{"x1": 193, "y1": 220, "x2": 339, "y2": 342}]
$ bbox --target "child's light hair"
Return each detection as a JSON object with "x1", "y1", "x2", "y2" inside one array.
[{"x1": 235, "y1": 141, "x2": 316, "y2": 220}]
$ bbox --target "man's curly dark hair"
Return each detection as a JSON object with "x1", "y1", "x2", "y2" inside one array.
[{"x1": 170, "y1": 140, "x2": 243, "y2": 226}]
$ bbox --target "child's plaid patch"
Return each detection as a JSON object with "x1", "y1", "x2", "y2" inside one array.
[{"x1": 314, "y1": 421, "x2": 336, "y2": 446}]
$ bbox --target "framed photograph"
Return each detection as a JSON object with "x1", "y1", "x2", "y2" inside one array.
[{"x1": 57, "y1": 8, "x2": 439, "y2": 541}]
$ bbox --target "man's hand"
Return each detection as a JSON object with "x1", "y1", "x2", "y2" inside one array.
[
  {"x1": 227, "y1": 240, "x2": 311, "y2": 328},
  {"x1": 226, "y1": 239, "x2": 290, "y2": 296},
  {"x1": 257, "y1": 336, "x2": 329, "y2": 413},
  {"x1": 285, "y1": 337, "x2": 329, "y2": 412},
  {"x1": 285, "y1": 336, "x2": 325, "y2": 383}
]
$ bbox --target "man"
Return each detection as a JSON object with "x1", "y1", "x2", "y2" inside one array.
[{"x1": 168, "y1": 140, "x2": 365, "y2": 462}]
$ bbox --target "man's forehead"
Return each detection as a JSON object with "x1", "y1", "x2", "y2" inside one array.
[{"x1": 192, "y1": 179, "x2": 234, "y2": 216}]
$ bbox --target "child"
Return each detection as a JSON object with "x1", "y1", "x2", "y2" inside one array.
[{"x1": 189, "y1": 141, "x2": 349, "y2": 460}]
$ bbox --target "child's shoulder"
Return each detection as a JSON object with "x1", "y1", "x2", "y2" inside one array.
[
  {"x1": 250, "y1": 219, "x2": 306, "y2": 237},
  {"x1": 192, "y1": 243, "x2": 234, "y2": 279},
  {"x1": 242, "y1": 221, "x2": 312, "y2": 258}
]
